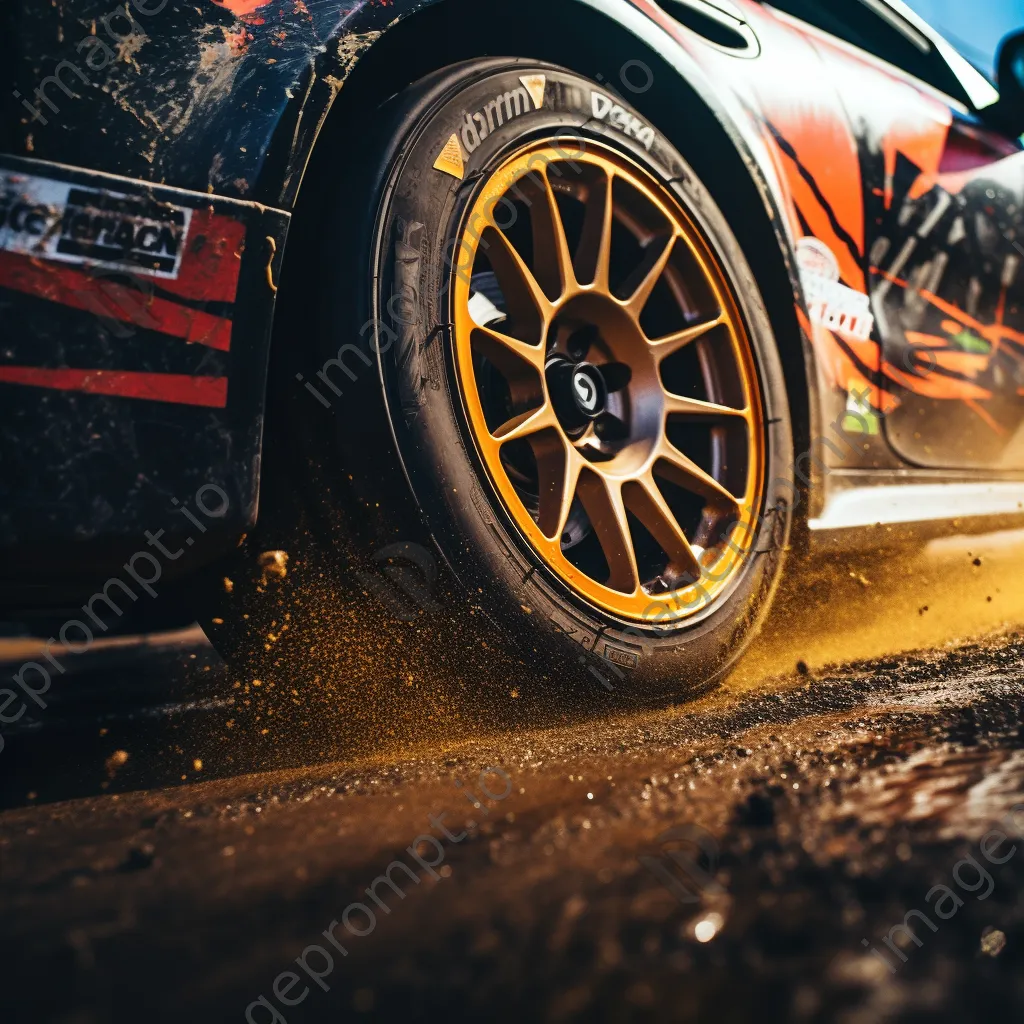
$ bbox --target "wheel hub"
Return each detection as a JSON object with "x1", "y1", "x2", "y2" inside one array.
[{"x1": 547, "y1": 357, "x2": 608, "y2": 433}]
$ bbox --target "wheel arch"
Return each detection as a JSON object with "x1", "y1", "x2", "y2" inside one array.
[{"x1": 270, "y1": 0, "x2": 823, "y2": 517}]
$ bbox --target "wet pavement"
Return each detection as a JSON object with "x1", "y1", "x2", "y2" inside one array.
[{"x1": 2, "y1": 528, "x2": 1024, "y2": 1023}]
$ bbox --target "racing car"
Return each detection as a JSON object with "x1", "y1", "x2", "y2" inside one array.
[{"x1": 2, "y1": 0, "x2": 1023, "y2": 690}]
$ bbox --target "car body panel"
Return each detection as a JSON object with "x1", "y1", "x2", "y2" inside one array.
[
  {"x1": 640, "y1": 0, "x2": 1024, "y2": 475},
  {"x1": 790, "y1": 15, "x2": 1024, "y2": 472},
  {"x1": 1, "y1": 0, "x2": 1022, "y2": 596},
  {"x1": 0, "y1": 153, "x2": 288, "y2": 589},
  {"x1": 2, "y1": 0, "x2": 373, "y2": 205}
]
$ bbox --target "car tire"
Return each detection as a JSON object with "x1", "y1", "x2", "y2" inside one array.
[{"x1": 205, "y1": 58, "x2": 795, "y2": 698}]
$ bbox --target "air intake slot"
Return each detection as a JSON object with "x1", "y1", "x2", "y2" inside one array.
[{"x1": 654, "y1": 0, "x2": 761, "y2": 56}]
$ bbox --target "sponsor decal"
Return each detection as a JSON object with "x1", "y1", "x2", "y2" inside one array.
[
  {"x1": 796, "y1": 236, "x2": 874, "y2": 341},
  {"x1": 458, "y1": 75, "x2": 546, "y2": 157},
  {"x1": 0, "y1": 173, "x2": 191, "y2": 279},
  {"x1": 590, "y1": 92, "x2": 655, "y2": 151},
  {"x1": 842, "y1": 379, "x2": 881, "y2": 435}
]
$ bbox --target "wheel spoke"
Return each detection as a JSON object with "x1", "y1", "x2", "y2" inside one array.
[
  {"x1": 664, "y1": 393, "x2": 750, "y2": 422},
  {"x1": 656, "y1": 439, "x2": 740, "y2": 512},
  {"x1": 577, "y1": 169, "x2": 615, "y2": 289},
  {"x1": 625, "y1": 233, "x2": 678, "y2": 316},
  {"x1": 484, "y1": 225, "x2": 553, "y2": 332},
  {"x1": 536, "y1": 441, "x2": 584, "y2": 540},
  {"x1": 473, "y1": 324, "x2": 547, "y2": 378},
  {"x1": 530, "y1": 167, "x2": 577, "y2": 300},
  {"x1": 624, "y1": 474, "x2": 702, "y2": 576},
  {"x1": 492, "y1": 402, "x2": 558, "y2": 444},
  {"x1": 647, "y1": 315, "x2": 723, "y2": 361},
  {"x1": 578, "y1": 470, "x2": 639, "y2": 594}
]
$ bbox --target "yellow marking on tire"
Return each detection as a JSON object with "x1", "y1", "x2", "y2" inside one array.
[{"x1": 433, "y1": 133, "x2": 465, "y2": 180}]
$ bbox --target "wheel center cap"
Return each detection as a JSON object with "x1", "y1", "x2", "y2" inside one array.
[
  {"x1": 568, "y1": 363, "x2": 607, "y2": 419},
  {"x1": 547, "y1": 358, "x2": 608, "y2": 434},
  {"x1": 572, "y1": 368, "x2": 601, "y2": 415}
]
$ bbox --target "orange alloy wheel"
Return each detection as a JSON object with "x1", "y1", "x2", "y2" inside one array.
[{"x1": 451, "y1": 139, "x2": 766, "y2": 625}]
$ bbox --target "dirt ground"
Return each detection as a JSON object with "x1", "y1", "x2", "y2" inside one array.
[{"x1": 2, "y1": 528, "x2": 1024, "y2": 1023}]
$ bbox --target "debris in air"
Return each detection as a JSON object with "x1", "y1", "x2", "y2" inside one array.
[
  {"x1": 258, "y1": 550, "x2": 289, "y2": 581},
  {"x1": 981, "y1": 928, "x2": 1006, "y2": 957}
]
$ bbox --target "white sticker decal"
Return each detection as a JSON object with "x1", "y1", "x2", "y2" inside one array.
[
  {"x1": 0, "y1": 172, "x2": 192, "y2": 279},
  {"x1": 796, "y1": 236, "x2": 874, "y2": 341},
  {"x1": 591, "y1": 92, "x2": 655, "y2": 151}
]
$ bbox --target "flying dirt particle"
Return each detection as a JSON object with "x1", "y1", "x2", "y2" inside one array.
[
  {"x1": 212, "y1": 617, "x2": 224, "y2": 625},
  {"x1": 987, "y1": 596, "x2": 993, "y2": 602},
  {"x1": 105, "y1": 750, "x2": 129, "y2": 774},
  {"x1": 973, "y1": 557, "x2": 982, "y2": 567},
  {"x1": 223, "y1": 577, "x2": 234, "y2": 594},
  {"x1": 693, "y1": 912, "x2": 725, "y2": 943},
  {"x1": 510, "y1": 688, "x2": 519, "y2": 698},
  {"x1": 919, "y1": 605, "x2": 929, "y2": 615},
  {"x1": 796, "y1": 660, "x2": 810, "y2": 676},
  {"x1": 258, "y1": 550, "x2": 289, "y2": 581},
  {"x1": 849, "y1": 571, "x2": 871, "y2": 587},
  {"x1": 193, "y1": 759, "x2": 203, "y2": 771},
  {"x1": 981, "y1": 928, "x2": 1006, "y2": 957},
  {"x1": 521, "y1": 605, "x2": 533, "y2": 614},
  {"x1": 222, "y1": 845, "x2": 236, "y2": 858}
]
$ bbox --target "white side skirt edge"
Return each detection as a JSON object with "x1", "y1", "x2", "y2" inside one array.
[{"x1": 808, "y1": 483, "x2": 1024, "y2": 531}]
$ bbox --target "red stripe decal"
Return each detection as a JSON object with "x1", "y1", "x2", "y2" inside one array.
[
  {"x1": 0, "y1": 251, "x2": 233, "y2": 351},
  {"x1": 166, "y1": 209, "x2": 248, "y2": 305},
  {"x1": 0, "y1": 367, "x2": 228, "y2": 408}
]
